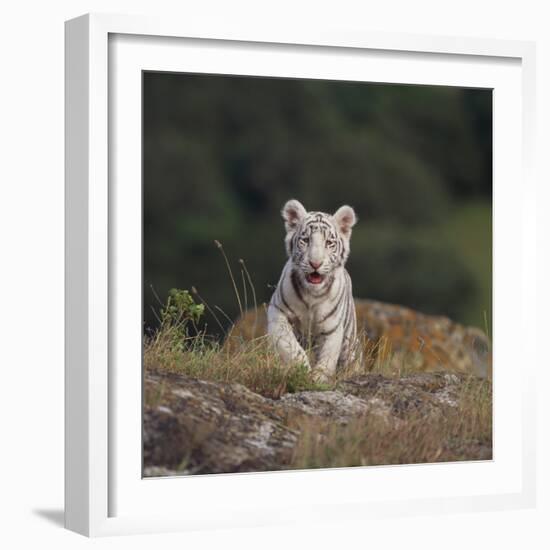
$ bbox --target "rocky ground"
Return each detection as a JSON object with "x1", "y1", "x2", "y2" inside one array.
[
  {"x1": 143, "y1": 369, "x2": 492, "y2": 476},
  {"x1": 230, "y1": 299, "x2": 492, "y2": 377}
]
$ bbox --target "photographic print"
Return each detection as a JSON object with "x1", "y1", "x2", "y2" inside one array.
[{"x1": 142, "y1": 72, "x2": 492, "y2": 477}]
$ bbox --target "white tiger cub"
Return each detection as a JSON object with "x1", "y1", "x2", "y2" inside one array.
[{"x1": 267, "y1": 199, "x2": 359, "y2": 381}]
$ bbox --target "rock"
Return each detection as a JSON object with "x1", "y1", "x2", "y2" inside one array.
[
  {"x1": 227, "y1": 299, "x2": 491, "y2": 377},
  {"x1": 337, "y1": 372, "x2": 463, "y2": 418},
  {"x1": 144, "y1": 370, "x2": 490, "y2": 476},
  {"x1": 279, "y1": 390, "x2": 391, "y2": 424},
  {"x1": 143, "y1": 465, "x2": 179, "y2": 477},
  {"x1": 144, "y1": 373, "x2": 298, "y2": 475}
]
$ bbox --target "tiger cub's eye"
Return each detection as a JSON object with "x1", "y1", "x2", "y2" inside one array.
[
  {"x1": 326, "y1": 239, "x2": 335, "y2": 247},
  {"x1": 300, "y1": 237, "x2": 309, "y2": 245}
]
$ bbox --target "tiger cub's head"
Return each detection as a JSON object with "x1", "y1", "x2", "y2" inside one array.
[{"x1": 281, "y1": 199, "x2": 357, "y2": 291}]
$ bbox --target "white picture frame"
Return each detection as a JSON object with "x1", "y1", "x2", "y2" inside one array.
[{"x1": 65, "y1": 12, "x2": 537, "y2": 537}]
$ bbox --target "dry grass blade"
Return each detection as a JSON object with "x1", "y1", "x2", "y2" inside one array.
[
  {"x1": 239, "y1": 258, "x2": 258, "y2": 337},
  {"x1": 214, "y1": 240, "x2": 243, "y2": 318},
  {"x1": 144, "y1": 287, "x2": 492, "y2": 471},
  {"x1": 288, "y1": 375, "x2": 492, "y2": 469}
]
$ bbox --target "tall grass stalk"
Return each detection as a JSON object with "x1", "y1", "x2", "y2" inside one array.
[
  {"x1": 214, "y1": 240, "x2": 243, "y2": 318},
  {"x1": 288, "y1": 375, "x2": 492, "y2": 469},
  {"x1": 239, "y1": 258, "x2": 258, "y2": 336},
  {"x1": 191, "y1": 286, "x2": 227, "y2": 336},
  {"x1": 240, "y1": 269, "x2": 248, "y2": 312}
]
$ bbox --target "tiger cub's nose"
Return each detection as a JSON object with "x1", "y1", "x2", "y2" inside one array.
[{"x1": 309, "y1": 261, "x2": 322, "y2": 270}]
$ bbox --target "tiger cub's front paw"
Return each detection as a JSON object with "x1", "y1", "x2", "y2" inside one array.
[
  {"x1": 294, "y1": 352, "x2": 311, "y2": 372},
  {"x1": 311, "y1": 369, "x2": 332, "y2": 385}
]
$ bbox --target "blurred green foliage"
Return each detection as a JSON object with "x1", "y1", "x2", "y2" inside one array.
[
  {"x1": 143, "y1": 73, "x2": 492, "y2": 337},
  {"x1": 161, "y1": 288, "x2": 204, "y2": 326}
]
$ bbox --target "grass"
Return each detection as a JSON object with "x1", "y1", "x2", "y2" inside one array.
[
  {"x1": 288, "y1": 375, "x2": 492, "y2": 469},
  {"x1": 144, "y1": 310, "x2": 335, "y2": 398},
  {"x1": 144, "y1": 244, "x2": 492, "y2": 471},
  {"x1": 144, "y1": 312, "x2": 492, "y2": 468},
  {"x1": 144, "y1": 291, "x2": 492, "y2": 469},
  {"x1": 146, "y1": 334, "x2": 321, "y2": 399},
  {"x1": 144, "y1": 286, "x2": 480, "y2": 396},
  {"x1": 144, "y1": 299, "x2": 425, "y2": 400},
  {"x1": 144, "y1": 277, "x2": 369, "y2": 399}
]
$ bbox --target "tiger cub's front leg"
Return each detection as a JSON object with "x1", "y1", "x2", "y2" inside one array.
[
  {"x1": 267, "y1": 304, "x2": 311, "y2": 370},
  {"x1": 313, "y1": 326, "x2": 345, "y2": 382}
]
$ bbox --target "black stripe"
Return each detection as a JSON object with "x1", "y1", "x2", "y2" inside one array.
[
  {"x1": 306, "y1": 218, "x2": 331, "y2": 231},
  {"x1": 290, "y1": 269, "x2": 306, "y2": 304},
  {"x1": 333, "y1": 289, "x2": 350, "y2": 334},
  {"x1": 319, "y1": 322, "x2": 341, "y2": 337},
  {"x1": 343, "y1": 300, "x2": 352, "y2": 332},
  {"x1": 279, "y1": 286, "x2": 297, "y2": 318},
  {"x1": 343, "y1": 276, "x2": 354, "y2": 332},
  {"x1": 332, "y1": 274, "x2": 346, "y2": 307},
  {"x1": 319, "y1": 292, "x2": 347, "y2": 336},
  {"x1": 319, "y1": 297, "x2": 340, "y2": 324},
  {"x1": 270, "y1": 303, "x2": 286, "y2": 315}
]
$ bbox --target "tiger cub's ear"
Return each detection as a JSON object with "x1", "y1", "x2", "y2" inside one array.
[
  {"x1": 282, "y1": 199, "x2": 307, "y2": 233},
  {"x1": 333, "y1": 205, "x2": 357, "y2": 238}
]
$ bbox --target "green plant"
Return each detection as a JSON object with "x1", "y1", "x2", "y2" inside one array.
[
  {"x1": 158, "y1": 288, "x2": 205, "y2": 350},
  {"x1": 162, "y1": 288, "x2": 205, "y2": 325}
]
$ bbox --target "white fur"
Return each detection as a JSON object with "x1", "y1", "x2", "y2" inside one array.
[{"x1": 268, "y1": 200, "x2": 358, "y2": 381}]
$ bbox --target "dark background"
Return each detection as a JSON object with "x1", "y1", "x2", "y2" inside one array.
[{"x1": 143, "y1": 72, "x2": 492, "y2": 338}]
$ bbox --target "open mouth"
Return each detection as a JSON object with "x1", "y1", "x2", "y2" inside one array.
[{"x1": 306, "y1": 271, "x2": 324, "y2": 285}]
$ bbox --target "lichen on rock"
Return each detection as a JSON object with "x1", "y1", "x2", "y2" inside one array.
[
  {"x1": 228, "y1": 299, "x2": 492, "y2": 377},
  {"x1": 143, "y1": 368, "x2": 491, "y2": 476}
]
